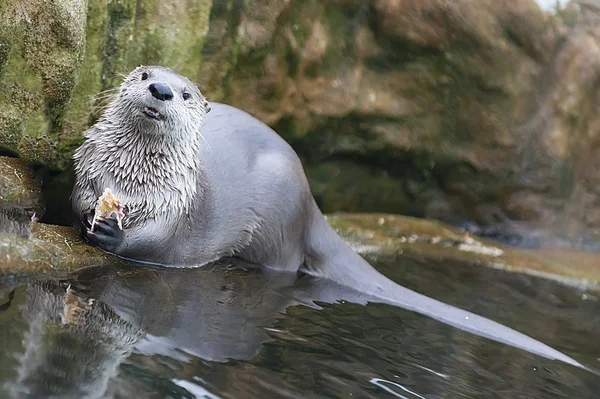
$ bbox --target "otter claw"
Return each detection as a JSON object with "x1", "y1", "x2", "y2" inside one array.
[
  {"x1": 83, "y1": 211, "x2": 95, "y2": 229},
  {"x1": 84, "y1": 216, "x2": 124, "y2": 254},
  {"x1": 93, "y1": 216, "x2": 120, "y2": 236}
]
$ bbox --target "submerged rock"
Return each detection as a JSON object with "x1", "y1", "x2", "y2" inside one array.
[{"x1": 0, "y1": 222, "x2": 120, "y2": 275}]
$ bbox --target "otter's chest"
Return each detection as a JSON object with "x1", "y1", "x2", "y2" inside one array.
[
  {"x1": 96, "y1": 170, "x2": 196, "y2": 228},
  {"x1": 81, "y1": 135, "x2": 201, "y2": 228}
]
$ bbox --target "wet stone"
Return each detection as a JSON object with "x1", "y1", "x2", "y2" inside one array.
[{"x1": 0, "y1": 156, "x2": 121, "y2": 275}]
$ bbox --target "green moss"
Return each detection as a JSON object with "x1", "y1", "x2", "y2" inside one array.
[
  {"x1": 20, "y1": 6, "x2": 86, "y2": 134},
  {"x1": 0, "y1": 110, "x2": 24, "y2": 150},
  {"x1": 0, "y1": 36, "x2": 10, "y2": 77},
  {"x1": 0, "y1": 58, "x2": 49, "y2": 159},
  {"x1": 0, "y1": 0, "x2": 87, "y2": 168},
  {"x1": 41, "y1": 59, "x2": 80, "y2": 135},
  {"x1": 199, "y1": 0, "x2": 243, "y2": 100},
  {"x1": 102, "y1": 0, "x2": 137, "y2": 90},
  {"x1": 114, "y1": 0, "x2": 213, "y2": 80},
  {"x1": 1, "y1": 49, "x2": 44, "y2": 96},
  {"x1": 61, "y1": 0, "x2": 109, "y2": 149},
  {"x1": 23, "y1": 113, "x2": 49, "y2": 141},
  {"x1": 17, "y1": 136, "x2": 57, "y2": 166}
]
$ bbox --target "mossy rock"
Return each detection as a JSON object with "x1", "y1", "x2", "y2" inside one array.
[
  {"x1": 0, "y1": 0, "x2": 212, "y2": 171},
  {"x1": 329, "y1": 213, "x2": 600, "y2": 291},
  {"x1": 0, "y1": 156, "x2": 42, "y2": 211},
  {"x1": 0, "y1": 222, "x2": 123, "y2": 275},
  {"x1": 0, "y1": 156, "x2": 119, "y2": 275}
]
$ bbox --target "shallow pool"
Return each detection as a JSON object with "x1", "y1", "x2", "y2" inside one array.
[{"x1": 0, "y1": 255, "x2": 598, "y2": 398}]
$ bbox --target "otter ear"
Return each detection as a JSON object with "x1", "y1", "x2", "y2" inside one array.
[
  {"x1": 128, "y1": 65, "x2": 147, "y2": 80},
  {"x1": 193, "y1": 83, "x2": 211, "y2": 113}
]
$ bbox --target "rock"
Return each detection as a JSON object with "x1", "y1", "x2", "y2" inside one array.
[
  {"x1": 0, "y1": 0, "x2": 211, "y2": 171},
  {"x1": 197, "y1": 0, "x2": 600, "y2": 248},
  {"x1": 0, "y1": 0, "x2": 88, "y2": 167},
  {"x1": 329, "y1": 213, "x2": 600, "y2": 291},
  {"x1": 0, "y1": 156, "x2": 44, "y2": 239},
  {"x1": 0, "y1": 156, "x2": 43, "y2": 216},
  {"x1": 0, "y1": 156, "x2": 121, "y2": 275},
  {"x1": 0, "y1": 222, "x2": 123, "y2": 275}
]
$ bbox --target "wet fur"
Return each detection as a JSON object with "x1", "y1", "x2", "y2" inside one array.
[
  {"x1": 73, "y1": 67, "x2": 205, "y2": 228},
  {"x1": 71, "y1": 66, "x2": 590, "y2": 372}
]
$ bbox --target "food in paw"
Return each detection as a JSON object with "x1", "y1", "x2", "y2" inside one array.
[{"x1": 91, "y1": 188, "x2": 125, "y2": 230}]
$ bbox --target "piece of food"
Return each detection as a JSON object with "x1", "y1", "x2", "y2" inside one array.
[
  {"x1": 91, "y1": 188, "x2": 125, "y2": 230},
  {"x1": 62, "y1": 284, "x2": 94, "y2": 325}
]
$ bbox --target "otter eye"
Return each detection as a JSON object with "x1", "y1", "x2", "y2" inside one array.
[
  {"x1": 182, "y1": 92, "x2": 191, "y2": 100},
  {"x1": 141, "y1": 72, "x2": 149, "y2": 81}
]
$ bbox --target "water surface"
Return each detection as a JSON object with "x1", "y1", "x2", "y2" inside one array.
[{"x1": 0, "y1": 255, "x2": 598, "y2": 398}]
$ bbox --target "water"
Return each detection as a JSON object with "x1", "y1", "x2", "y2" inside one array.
[{"x1": 0, "y1": 255, "x2": 598, "y2": 398}]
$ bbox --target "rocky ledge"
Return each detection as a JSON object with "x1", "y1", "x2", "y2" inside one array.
[
  {"x1": 329, "y1": 213, "x2": 600, "y2": 292},
  {"x1": 0, "y1": 156, "x2": 122, "y2": 275}
]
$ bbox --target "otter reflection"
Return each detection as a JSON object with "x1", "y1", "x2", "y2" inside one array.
[
  {"x1": 2, "y1": 260, "x2": 301, "y2": 398},
  {"x1": 87, "y1": 260, "x2": 300, "y2": 363},
  {"x1": 4, "y1": 278, "x2": 144, "y2": 399}
]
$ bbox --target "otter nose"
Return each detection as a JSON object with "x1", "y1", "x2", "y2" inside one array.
[{"x1": 148, "y1": 82, "x2": 173, "y2": 101}]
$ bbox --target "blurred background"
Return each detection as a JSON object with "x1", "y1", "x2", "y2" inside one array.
[{"x1": 1, "y1": 0, "x2": 599, "y2": 250}]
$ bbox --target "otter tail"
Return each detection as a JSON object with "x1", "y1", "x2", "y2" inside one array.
[{"x1": 303, "y1": 209, "x2": 592, "y2": 373}]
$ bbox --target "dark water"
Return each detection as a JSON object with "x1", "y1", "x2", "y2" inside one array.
[{"x1": 0, "y1": 255, "x2": 598, "y2": 399}]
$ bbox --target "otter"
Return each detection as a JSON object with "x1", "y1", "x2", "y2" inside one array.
[{"x1": 71, "y1": 66, "x2": 587, "y2": 371}]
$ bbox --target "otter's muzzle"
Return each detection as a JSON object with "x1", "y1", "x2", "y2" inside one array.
[{"x1": 149, "y1": 83, "x2": 173, "y2": 101}]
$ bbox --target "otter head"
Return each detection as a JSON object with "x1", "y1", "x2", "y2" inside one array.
[
  {"x1": 108, "y1": 65, "x2": 211, "y2": 138},
  {"x1": 73, "y1": 66, "x2": 211, "y2": 225}
]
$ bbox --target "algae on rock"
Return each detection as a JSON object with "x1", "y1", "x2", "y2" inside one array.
[
  {"x1": 0, "y1": 0, "x2": 89, "y2": 167},
  {"x1": 0, "y1": 0, "x2": 212, "y2": 171}
]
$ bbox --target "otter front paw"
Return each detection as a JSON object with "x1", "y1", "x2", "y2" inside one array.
[{"x1": 84, "y1": 215, "x2": 125, "y2": 254}]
